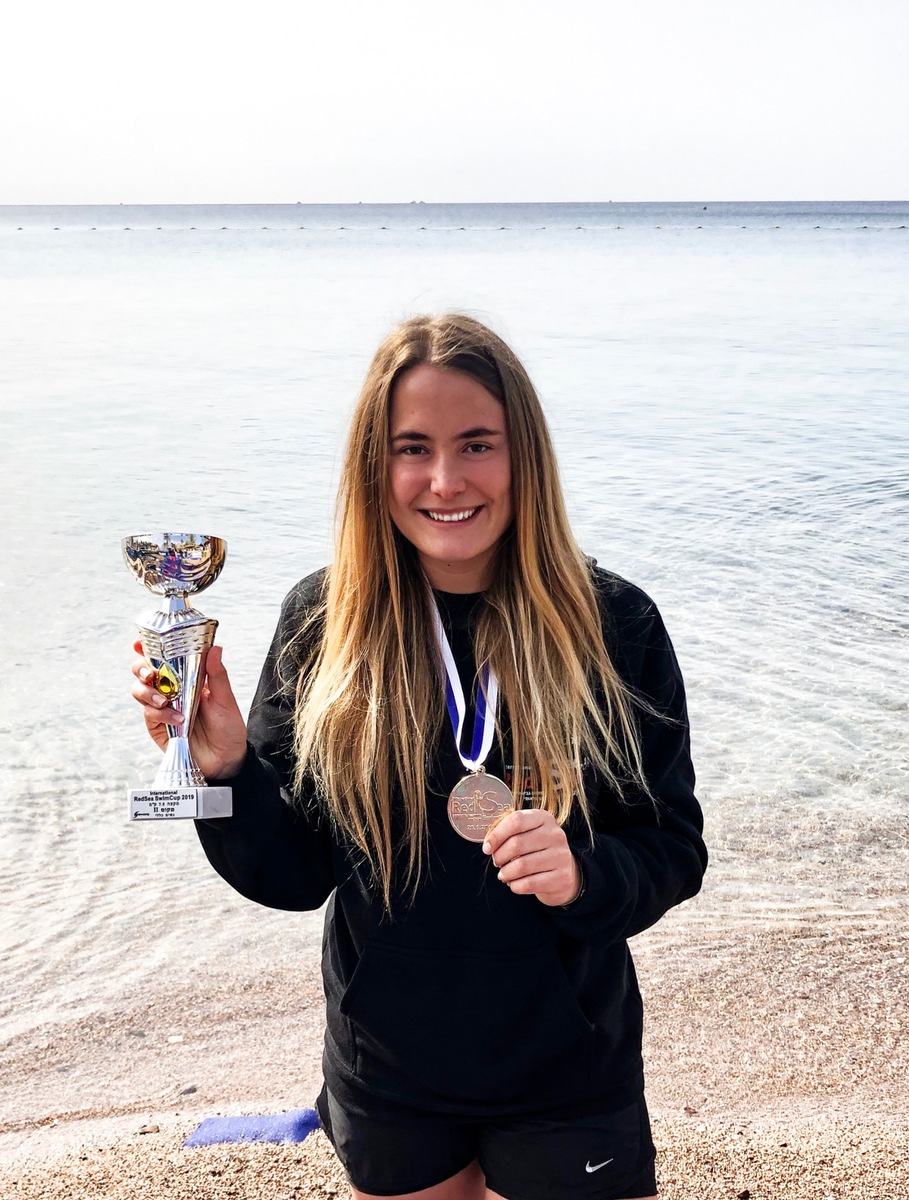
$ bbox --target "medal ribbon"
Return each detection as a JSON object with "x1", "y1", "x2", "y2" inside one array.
[{"x1": 430, "y1": 602, "x2": 498, "y2": 772}]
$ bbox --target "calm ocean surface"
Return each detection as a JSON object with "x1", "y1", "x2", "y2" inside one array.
[{"x1": 1, "y1": 201, "x2": 907, "y2": 1042}]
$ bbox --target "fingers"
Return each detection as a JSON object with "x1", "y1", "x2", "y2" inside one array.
[
  {"x1": 130, "y1": 678, "x2": 185, "y2": 725},
  {"x1": 482, "y1": 807, "x2": 581, "y2": 906},
  {"x1": 129, "y1": 643, "x2": 238, "y2": 733},
  {"x1": 482, "y1": 808, "x2": 553, "y2": 863},
  {"x1": 497, "y1": 848, "x2": 582, "y2": 906},
  {"x1": 129, "y1": 657, "x2": 184, "y2": 725},
  {"x1": 130, "y1": 658, "x2": 155, "y2": 685},
  {"x1": 206, "y1": 643, "x2": 225, "y2": 676},
  {"x1": 495, "y1": 846, "x2": 567, "y2": 890},
  {"x1": 202, "y1": 645, "x2": 236, "y2": 707}
]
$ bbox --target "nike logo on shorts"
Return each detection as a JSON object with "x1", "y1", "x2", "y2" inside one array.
[{"x1": 585, "y1": 1158, "x2": 614, "y2": 1173}]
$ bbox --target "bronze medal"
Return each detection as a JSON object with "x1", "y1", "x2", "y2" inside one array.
[{"x1": 447, "y1": 770, "x2": 514, "y2": 842}]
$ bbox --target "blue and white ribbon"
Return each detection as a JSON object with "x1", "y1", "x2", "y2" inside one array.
[{"x1": 430, "y1": 602, "x2": 498, "y2": 771}]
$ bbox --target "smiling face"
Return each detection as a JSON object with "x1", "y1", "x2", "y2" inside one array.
[{"x1": 387, "y1": 362, "x2": 513, "y2": 592}]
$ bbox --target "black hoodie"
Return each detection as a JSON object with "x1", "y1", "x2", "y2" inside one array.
[{"x1": 196, "y1": 566, "x2": 707, "y2": 1117}]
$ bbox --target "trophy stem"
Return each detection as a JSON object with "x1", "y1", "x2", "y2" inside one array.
[
  {"x1": 160, "y1": 594, "x2": 191, "y2": 613},
  {"x1": 155, "y1": 736, "x2": 207, "y2": 788}
]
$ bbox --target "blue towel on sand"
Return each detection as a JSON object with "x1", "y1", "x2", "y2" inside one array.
[{"x1": 183, "y1": 1107, "x2": 320, "y2": 1147}]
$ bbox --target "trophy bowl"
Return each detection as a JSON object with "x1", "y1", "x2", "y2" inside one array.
[{"x1": 121, "y1": 533, "x2": 226, "y2": 596}]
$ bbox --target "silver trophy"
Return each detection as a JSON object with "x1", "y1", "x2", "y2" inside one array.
[{"x1": 123, "y1": 533, "x2": 232, "y2": 820}]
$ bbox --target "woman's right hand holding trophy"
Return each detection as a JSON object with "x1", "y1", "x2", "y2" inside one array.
[{"x1": 130, "y1": 641, "x2": 248, "y2": 782}]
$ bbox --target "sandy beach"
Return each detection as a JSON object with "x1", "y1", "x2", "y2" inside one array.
[{"x1": 3, "y1": 921, "x2": 907, "y2": 1198}]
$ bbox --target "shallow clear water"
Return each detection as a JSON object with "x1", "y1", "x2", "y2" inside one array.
[{"x1": 1, "y1": 201, "x2": 907, "y2": 1041}]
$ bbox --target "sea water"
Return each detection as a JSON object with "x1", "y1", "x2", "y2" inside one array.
[{"x1": 1, "y1": 202, "x2": 907, "y2": 1041}]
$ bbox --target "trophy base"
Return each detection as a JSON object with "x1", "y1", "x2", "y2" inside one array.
[{"x1": 128, "y1": 787, "x2": 232, "y2": 821}]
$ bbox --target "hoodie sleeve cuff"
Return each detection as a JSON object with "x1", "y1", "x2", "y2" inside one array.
[
  {"x1": 197, "y1": 743, "x2": 287, "y2": 831},
  {"x1": 545, "y1": 836, "x2": 640, "y2": 943}
]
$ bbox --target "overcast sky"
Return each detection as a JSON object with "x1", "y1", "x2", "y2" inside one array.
[{"x1": 2, "y1": 0, "x2": 906, "y2": 204}]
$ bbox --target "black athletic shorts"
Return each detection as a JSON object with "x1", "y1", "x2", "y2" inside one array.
[{"x1": 315, "y1": 1084, "x2": 657, "y2": 1199}]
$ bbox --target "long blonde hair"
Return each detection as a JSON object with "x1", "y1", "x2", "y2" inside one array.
[{"x1": 288, "y1": 314, "x2": 645, "y2": 907}]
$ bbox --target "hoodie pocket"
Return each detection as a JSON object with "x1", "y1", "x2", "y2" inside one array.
[{"x1": 339, "y1": 940, "x2": 593, "y2": 1103}]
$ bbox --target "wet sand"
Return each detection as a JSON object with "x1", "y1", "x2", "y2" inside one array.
[{"x1": 2, "y1": 923, "x2": 907, "y2": 1198}]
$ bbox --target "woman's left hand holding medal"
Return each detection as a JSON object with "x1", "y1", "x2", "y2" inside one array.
[{"x1": 482, "y1": 810, "x2": 583, "y2": 907}]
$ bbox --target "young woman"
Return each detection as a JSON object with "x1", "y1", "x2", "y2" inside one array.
[{"x1": 131, "y1": 313, "x2": 707, "y2": 1200}]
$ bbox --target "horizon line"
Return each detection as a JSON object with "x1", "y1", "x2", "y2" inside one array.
[{"x1": 1, "y1": 197, "x2": 907, "y2": 209}]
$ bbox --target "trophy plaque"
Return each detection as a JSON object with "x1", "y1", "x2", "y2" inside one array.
[{"x1": 123, "y1": 533, "x2": 233, "y2": 821}]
